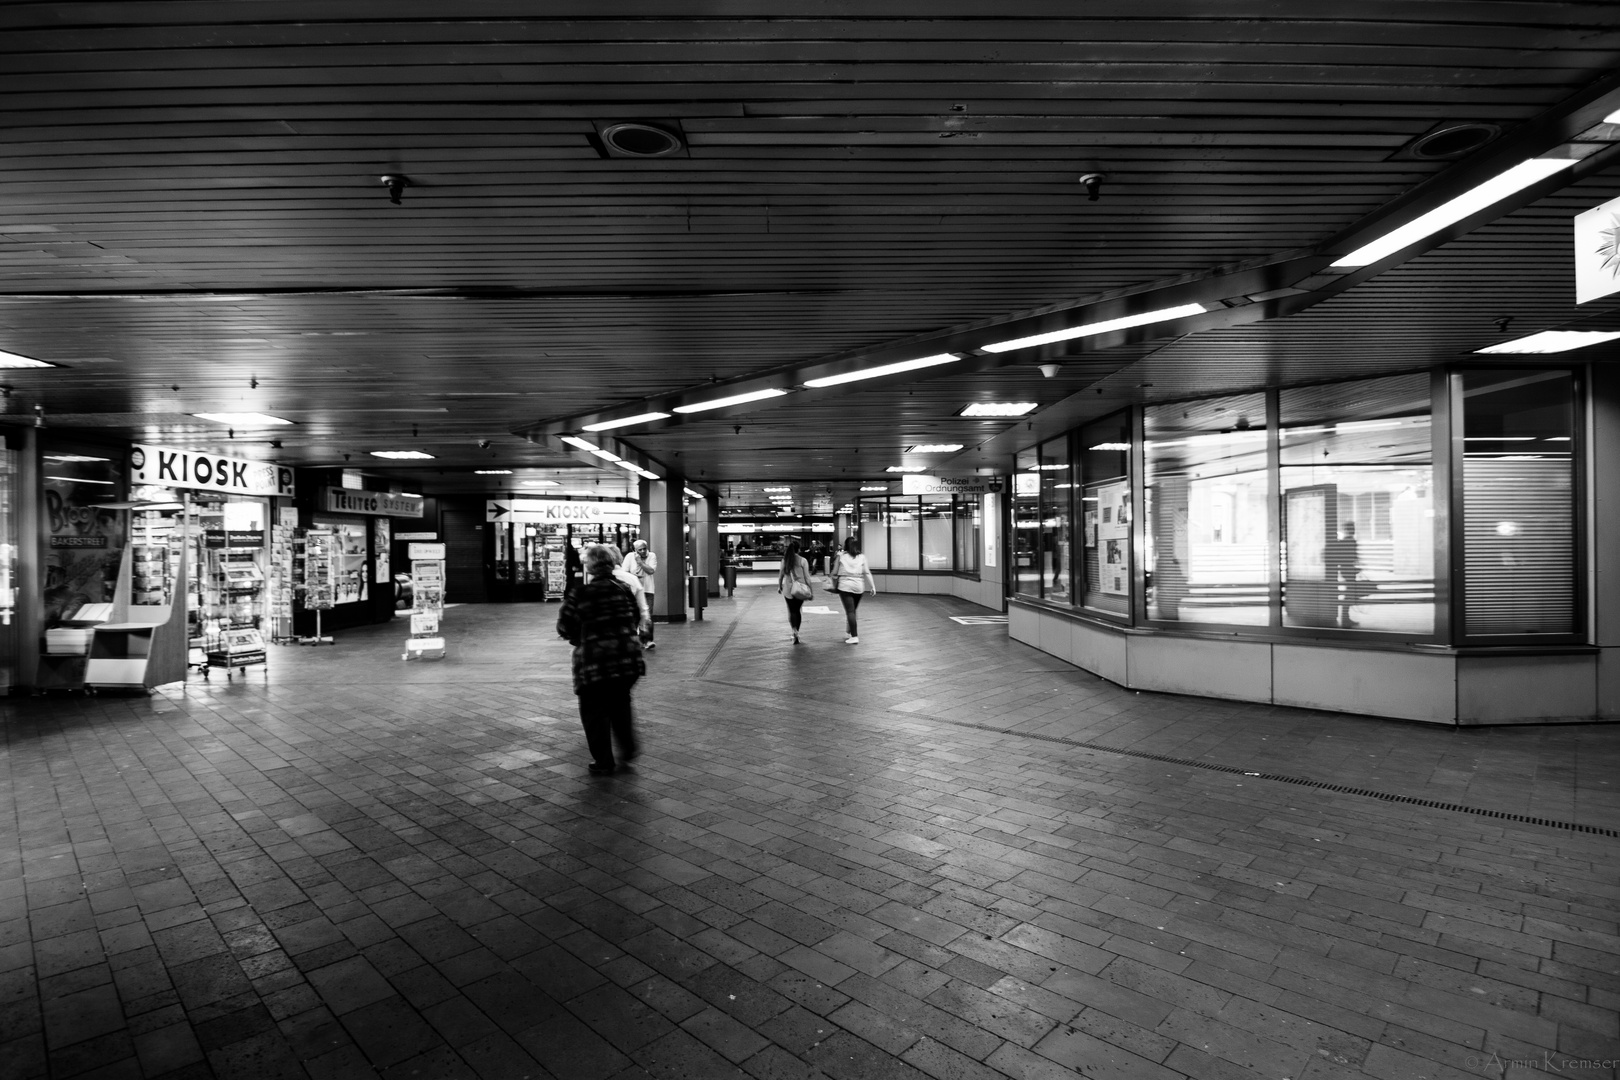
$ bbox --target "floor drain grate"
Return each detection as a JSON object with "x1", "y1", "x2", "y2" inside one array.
[{"x1": 933, "y1": 718, "x2": 1619, "y2": 839}]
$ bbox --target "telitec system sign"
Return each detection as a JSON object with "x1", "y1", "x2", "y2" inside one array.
[
  {"x1": 323, "y1": 488, "x2": 426, "y2": 518},
  {"x1": 131, "y1": 444, "x2": 294, "y2": 498}
]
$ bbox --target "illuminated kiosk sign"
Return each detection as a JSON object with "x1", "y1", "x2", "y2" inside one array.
[
  {"x1": 486, "y1": 499, "x2": 640, "y2": 526},
  {"x1": 131, "y1": 444, "x2": 294, "y2": 497},
  {"x1": 322, "y1": 487, "x2": 426, "y2": 518},
  {"x1": 900, "y1": 474, "x2": 1004, "y2": 496}
]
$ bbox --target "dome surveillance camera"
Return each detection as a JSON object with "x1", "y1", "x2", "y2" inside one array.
[
  {"x1": 1038, "y1": 363, "x2": 1061, "y2": 378},
  {"x1": 477, "y1": 439, "x2": 491, "y2": 449}
]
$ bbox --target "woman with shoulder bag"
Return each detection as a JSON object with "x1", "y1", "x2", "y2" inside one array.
[
  {"x1": 777, "y1": 539, "x2": 814, "y2": 644},
  {"x1": 829, "y1": 536, "x2": 878, "y2": 644}
]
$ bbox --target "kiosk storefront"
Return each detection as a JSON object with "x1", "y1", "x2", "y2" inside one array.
[
  {"x1": 487, "y1": 498, "x2": 639, "y2": 600},
  {"x1": 299, "y1": 486, "x2": 424, "y2": 636}
]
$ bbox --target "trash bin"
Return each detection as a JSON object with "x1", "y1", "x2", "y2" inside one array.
[
  {"x1": 688, "y1": 575, "x2": 708, "y2": 621},
  {"x1": 721, "y1": 564, "x2": 738, "y2": 595}
]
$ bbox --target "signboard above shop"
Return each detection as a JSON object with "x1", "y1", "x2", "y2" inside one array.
[
  {"x1": 322, "y1": 487, "x2": 426, "y2": 518},
  {"x1": 900, "y1": 474, "x2": 1005, "y2": 497},
  {"x1": 131, "y1": 444, "x2": 295, "y2": 498},
  {"x1": 487, "y1": 499, "x2": 640, "y2": 526}
]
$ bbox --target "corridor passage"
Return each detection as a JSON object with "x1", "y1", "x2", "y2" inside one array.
[{"x1": 3, "y1": 585, "x2": 1617, "y2": 1080}]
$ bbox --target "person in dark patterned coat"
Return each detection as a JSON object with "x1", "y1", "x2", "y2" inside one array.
[{"x1": 556, "y1": 544, "x2": 645, "y2": 774}]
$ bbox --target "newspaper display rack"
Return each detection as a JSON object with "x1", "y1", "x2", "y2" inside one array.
[
  {"x1": 403, "y1": 542, "x2": 446, "y2": 660},
  {"x1": 299, "y1": 527, "x2": 336, "y2": 645}
]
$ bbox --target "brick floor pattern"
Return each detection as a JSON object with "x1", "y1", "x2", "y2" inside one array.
[{"x1": 2, "y1": 586, "x2": 1617, "y2": 1079}]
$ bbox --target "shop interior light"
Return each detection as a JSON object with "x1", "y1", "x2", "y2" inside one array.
[
  {"x1": 398, "y1": 492, "x2": 422, "y2": 498},
  {"x1": 474, "y1": 469, "x2": 513, "y2": 474},
  {"x1": 370, "y1": 450, "x2": 434, "y2": 459},
  {"x1": 981, "y1": 303, "x2": 1207, "y2": 353},
  {"x1": 907, "y1": 443, "x2": 964, "y2": 453},
  {"x1": 582, "y1": 411, "x2": 671, "y2": 432},
  {"x1": 674, "y1": 388, "x2": 788, "y2": 413},
  {"x1": 1475, "y1": 329, "x2": 1620, "y2": 353},
  {"x1": 1333, "y1": 157, "x2": 1580, "y2": 268},
  {"x1": 958, "y1": 402, "x2": 1038, "y2": 417},
  {"x1": 192, "y1": 412, "x2": 292, "y2": 426},
  {"x1": 803, "y1": 353, "x2": 959, "y2": 388},
  {"x1": 884, "y1": 465, "x2": 926, "y2": 472},
  {"x1": 0, "y1": 349, "x2": 55, "y2": 368}
]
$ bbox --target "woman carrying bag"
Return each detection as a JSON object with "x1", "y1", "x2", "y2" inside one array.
[
  {"x1": 777, "y1": 539, "x2": 815, "y2": 644},
  {"x1": 827, "y1": 536, "x2": 878, "y2": 644}
]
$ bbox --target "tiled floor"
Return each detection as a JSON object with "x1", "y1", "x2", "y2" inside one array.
[{"x1": 2, "y1": 584, "x2": 1617, "y2": 1079}]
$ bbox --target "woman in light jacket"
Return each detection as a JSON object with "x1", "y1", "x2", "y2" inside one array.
[
  {"x1": 777, "y1": 539, "x2": 815, "y2": 644},
  {"x1": 828, "y1": 536, "x2": 878, "y2": 644}
]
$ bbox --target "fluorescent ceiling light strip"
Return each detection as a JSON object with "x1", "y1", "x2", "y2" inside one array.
[
  {"x1": 589, "y1": 449, "x2": 621, "y2": 462},
  {"x1": 981, "y1": 303, "x2": 1207, "y2": 353},
  {"x1": 674, "y1": 388, "x2": 788, "y2": 413},
  {"x1": 582, "y1": 411, "x2": 671, "y2": 432},
  {"x1": 47, "y1": 475, "x2": 114, "y2": 485},
  {"x1": 0, "y1": 349, "x2": 54, "y2": 368},
  {"x1": 1332, "y1": 157, "x2": 1579, "y2": 268},
  {"x1": 559, "y1": 436, "x2": 598, "y2": 451},
  {"x1": 474, "y1": 469, "x2": 513, "y2": 474},
  {"x1": 192, "y1": 412, "x2": 292, "y2": 426},
  {"x1": 960, "y1": 402, "x2": 1037, "y2": 417},
  {"x1": 370, "y1": 450, "x2": 434, "y2": 459},
  {"x1": 908, "y1": 444, "x2": 964, "y2": 453},
  {"x1": 803, "y1": 353, "x2": 959, "y2": 389},
  {"x1": 1475, "y1": 329, "x2": 1620, "y2": 354}
]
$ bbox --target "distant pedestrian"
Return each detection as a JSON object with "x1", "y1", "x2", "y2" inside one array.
[
  {"x1": 624, "y1": 538, "x2": 658, "y2": 648},
  {"x1": 556, "y1": 544, "x2": 645, "y2": 775},
  {"x1": 828, "y1": 536, "x2": 878, "y2": 644},
  {"x1": 606, "y1": 545, "x2": 652, "y2": 639},
  {"x1": 808, "y1": 539, "x2": 827, "y2": 576},
  {"x1": 777, "y1": 539, "x2": 815, "y2": 644},
  {"x1": 563, "y1": 538, "x2": 583, "y2": 595}
]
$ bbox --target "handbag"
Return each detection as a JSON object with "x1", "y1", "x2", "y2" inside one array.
[{"x1": 786, "y1": 578, "x2": 812, "y2": 600}]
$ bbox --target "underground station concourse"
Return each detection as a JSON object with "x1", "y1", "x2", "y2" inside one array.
[{"x1": 0, "y1": 9, "x2": 1619, "y2": 1080}]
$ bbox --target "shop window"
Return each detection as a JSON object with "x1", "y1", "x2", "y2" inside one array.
[
  {"x1": 888, "y1": 497, "x2": 921, "y2": 570},
  {"x1": 1145, "y1": 394, "x2": 1269, "y2": 625},
  {"x1": 1279, "y1": 374, "x2": 1435, "y2": 634},
  {"x1": 859, "y1": 502, "x2": 887, "y2": 569},
  {"x1": 920, "y1": 496, "x2": 953, "y2": 570},
  {"x1": 1038, "y1": 439, "x2": 1073, "y2": 603},
  {"x1": 1078, "y1": 413, "x2": 1130, "y2": 616},
  {"x1": 1012, "y1": 448, "x2": 1042, "y2": 597},
  {"x1": 954, "y1": 496, "x2": 980, "y2": 574},
  {"x1": 1460, "y1": 369, "x2": 1577, "y2": 637}
]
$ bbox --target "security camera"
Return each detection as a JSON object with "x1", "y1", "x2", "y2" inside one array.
[
  {"x1": 477, "y1": 439, "x2": 491, "y2": 449},
  {"x1": 1038, "y1": 363, "x2": 1061, "y2": 378}
]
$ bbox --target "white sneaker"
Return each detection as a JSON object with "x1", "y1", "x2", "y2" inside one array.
[{"x1": 846, "y1": 635, "x2": 859, "y2": 644}]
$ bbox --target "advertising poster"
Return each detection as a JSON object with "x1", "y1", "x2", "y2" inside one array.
[
  {"x1": 43, "y1": 460, "x2": 126, "y2": 625},
  {"x1": 1094, "y1": 480, "x2": 1130, "y2": 595},
  {"x1": 374, "y1": 517, "x2": 391, "y2": 583}
]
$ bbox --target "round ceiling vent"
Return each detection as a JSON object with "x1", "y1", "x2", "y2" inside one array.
[
  {"x1": 600, "y1": 123, "x2": 684, "y2": 158},
  {"x1": 1408, "y1": 122, "x2": 1500, "y2": 160}
]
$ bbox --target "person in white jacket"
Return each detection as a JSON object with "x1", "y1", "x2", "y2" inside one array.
[
  {"x1": 624, "y1": 538, "x2": 658, "y2": 648},
  {"x1": 828, "y1": 536, "x2": 878, "y2": 644}
]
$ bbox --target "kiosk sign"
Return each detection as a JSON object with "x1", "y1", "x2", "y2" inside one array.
[
  {"x1": 487, "y1": 499, "x2": 640, "y2": 526},
  {"x1": 131, "y1": 444, "x2": 294, "y2": 497}
]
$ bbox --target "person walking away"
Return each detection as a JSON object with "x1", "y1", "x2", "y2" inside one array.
[
  {"x1": 777, "y1": 539, "x2": 815, "y2": 644},
  {"x1": 556, "y1": 544, "x2": 645, "y2": 775},
  {"x1": 563, "y1": 537, "x2": 583, "y2": 595},
  {"x1": 624, "y1": 538, "x2": 658, "y2": 648},
  {"x1": 828, "y1": 537, "x2": 878, "y2": 643}
]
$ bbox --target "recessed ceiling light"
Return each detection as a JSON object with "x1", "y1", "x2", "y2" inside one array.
[
  {"x1": 475, "y1": 469, "x2": 514, "y2": 474},
  {"x1": 981, "y1": 303, "x2": 1207, "y2": 353},
  {"x1": 958, "y1": 402, "x2": 1038, "y2": 417},
  {"x1": 674, "y1": 388, "x2": 788, "y2": 413},
  {"x1": 1475, "y1": 330, "x2": 1620, "y2": 353},
  {"x1": 1333, "y1": 157, "x2": 1580, "y2": 268},
  {"x1": 860, "y1": 485, "x2": 888, "y2": 491},
  {"x1": 192, "y1": 412, "x2": 293, "y2": 426},
  {"x1": 885, "y1": 465, "x2": 926, "y2": 473},
  {"x1": 907, "y1": 444, "x2": 964, "y2": 453},
  {"x1": 582, "y1": 411, "x2": 671, "y2": 432},
  {"x1": 803, "y1": 353, "x2": 959, "y2": 389},
  {"x1": 0, "y1": 349, "x2": 55, "y2": 368},
  {"x1": 521, "y1": 479, "x2": 560, "y2": 486},
  {"x1": 763, "y1": 486, "x2": 791, "y2": 492},
  {"x1": 370, "y1": 450, "x2": 434, "y2": 460}
]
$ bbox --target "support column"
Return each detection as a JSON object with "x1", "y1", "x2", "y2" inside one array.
[
  {"x1": 641, "y1": 478, "x2": 687, "y2": 623},
  {"x1": 695, "y1": 493, "x2": 721, "y2": 596},
  {"x1": 13, "y1": 425, "x2": 40, "y2": 692}
]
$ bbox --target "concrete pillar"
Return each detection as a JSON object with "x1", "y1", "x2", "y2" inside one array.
[
  {"x1": 12, "y1": 426, "x2": 40, "y2": 692},
  {"x1": 641, "y1": 478, "x2": 687, "y2": 622},
  {"x1": 692, "y1": 492, "x2": 721, "y2": 596}
]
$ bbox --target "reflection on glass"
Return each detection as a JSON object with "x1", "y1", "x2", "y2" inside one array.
[
  {"x1": 1280, "y1": 374, "x2": 1434, "y2": 634},
  {"x1": 889, "y1": 498, "x2": 920, "y2": 570},
  {"x1": 954, "y1": 496, "x2": 980, "y2": 574},
  {"x1": 1013, "y1": 448, "x2": 1041, "y2": 597},
  {"x1": 1079, "y1": 412, "x2": 1129, "y2": 615},
  {"x1": 920, "y1": 496, "x2": 952, "y2": 569},
  {"x1": 1461, "y1": 369, "x2": 1576, "y2": 636},
  {"x1": 1039, "y1": 438, "x2": 1072, "y2": 603},
  {"x1": 860, "y1": 503, "x2": 887, "y2": 569},
  {"x1": 1145, "y1": 394, "x2": 1268, "y2": 625}
]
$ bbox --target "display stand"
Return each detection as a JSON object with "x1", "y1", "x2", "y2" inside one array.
[
  {"x1": 299, "y1": 528, "x2": 336, "y2": 645},
  {"x1": 82, "y1": 535, "x2": 190, "y2": 692},
  {"x1": 403, "y1": 547, "x2": 446, "y2": 660}
]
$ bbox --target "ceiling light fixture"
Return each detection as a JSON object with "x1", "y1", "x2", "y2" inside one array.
[
  {"x1": 981, "y1": 303, "x2": 1208, "y2": 353},
  {"x1": 192, "y1": 412, "x2": 292, "y2": 427},
  {"x1": 674, "y1": 388, "x2": 788, "y2": 413},
  {"x1": 763, "y1": 486, "x2": 791, "y2": 492},
  {"x1": 885, "y1": 465, "x2": 926, "y2": 473},
  {"x1": 1332, "y1": 157, "x2": 1580, "y2": 268},
  {"x1": 590, "y1": 449, "x2": 621, "y2": 462},
  {"x1": 370, "y1": 450, "x2": 434, "y2": 460},
  {"x1": 637, "y1": 469, "x2": 661, "y2": 480},
  {"x1": 582, "y1": 411, "x2": 671, "y2": 432},
  {"x1": 907, "y1": 444, "x2": 964, "y2": 453},
  {"x1": 521, "y1": 479, "x2": 560, "y2": 486},
  {"x1": 612, "y1": 459, "x2": 641, "y2": 471},
  {"x1": 1475, "y1": 329, "x2": 1620, "y2": 353},
  {"x1": 684, "y1": 488, "x2": 703, "y2": 499},
  {"x1": 0, "y1": 349, "x2": 56, "y2": 368},
  {"x1": 958, "y1": 402, "x2": 1038, "y2": 417},
  {"x1": 1089, "y1": 442, "x2": 1131, "y2": 451},
  {"x1": 559, "y1": 436, "x2": 598, "y2": 452},
  {"x1": 475, "y1": 469, "x2": 514, "y2": 475},
  {"x1": 46, "y1": 475, "x2": 115, "y2": 485},
  {"x1": 860, "y1": 485, "x2": 888, "y2": 492},
  {"x1": 803, "y1": 353, "x2": 959, "y2": 388}
]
